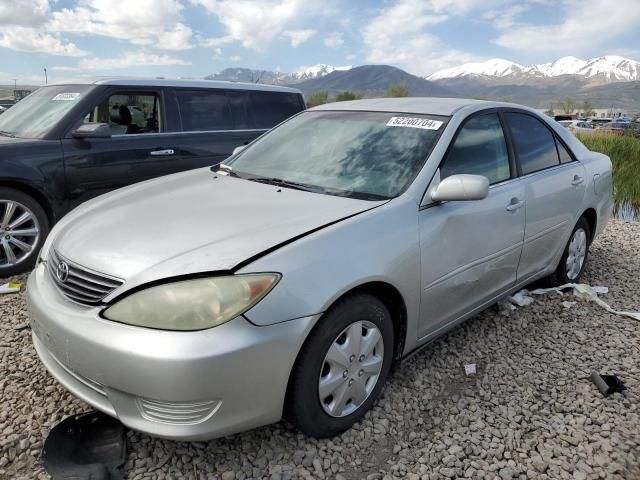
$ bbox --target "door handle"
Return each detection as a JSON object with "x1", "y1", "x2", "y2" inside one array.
[
  {"x1": 506, "y1": 199, "x2": 525, "y2": 212},
  {"x1": 150, "y1": 149, "x2": 175, "y2": 156},
  {"x1": 571, "y1": 175, "x2": 584, "y2": 185}
]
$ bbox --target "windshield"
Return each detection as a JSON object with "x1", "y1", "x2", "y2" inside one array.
[
  {"x1": 226, "y1": 111, "x2": 447, "y2": 199},
  {"x1": 0, "y1": 85, "x2": 92, "y2": 139}
]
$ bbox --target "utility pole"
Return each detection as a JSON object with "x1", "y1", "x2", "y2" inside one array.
[{"x1": 43, "y1": 68, "x2": 48, "y2": 85}]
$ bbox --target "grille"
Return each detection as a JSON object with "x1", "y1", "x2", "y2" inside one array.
[
  {"x1": 47, "y1": 249, "x2": 124, "y2": 305},
  {"x1": 137, "y1": 398, "x2": 221, "y2": 425}
]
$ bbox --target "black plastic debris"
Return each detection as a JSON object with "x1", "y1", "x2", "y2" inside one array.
[
  {"x1": 43, "y1": 411, "x2": 126, "y2": 480},
  {"x1": 590, "y1": 371, "x2": 627, "y2": 396}
]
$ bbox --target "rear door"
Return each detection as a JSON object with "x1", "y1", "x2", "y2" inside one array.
[
  {"x1": 62, "y1": 87, "x2": 177, "y2": 209},
  {"x1": 502, "y1": 111, "x2": 587, "y2": 281},
  {"x1": 168, "y1": 89, "x2": 305, "y2": 171}
]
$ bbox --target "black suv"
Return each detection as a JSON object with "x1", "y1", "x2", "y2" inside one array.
[{"x1": 0, "y1": 78, "x2": 305, "y2": 275}]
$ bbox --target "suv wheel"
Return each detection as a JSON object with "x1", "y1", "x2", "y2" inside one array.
[
  {"x1": 0, "y1": 188, "x2": 49, "y2": 277},
  {"x1": 285, "y1": 293, "x2": 394, "y2": 437}
]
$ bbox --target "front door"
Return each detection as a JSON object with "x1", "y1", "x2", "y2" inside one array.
[
  {"x1": 62, "y1": 89, "x2": 176, "y2": 209},
  {"x1": 418, "y1": 112, "x2": 525, "y2": 339}
]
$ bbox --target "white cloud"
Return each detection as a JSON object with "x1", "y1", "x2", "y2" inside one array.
[
  {"x1": 492, "y1": 0, "x2": 640, "y2": 54},
  {"x1": 76, "y1": 50, "x2": 191, "y2": 71},
  {"x1": 324, "y1": 32, "x2": 343, "y2": 48},
  {"x1": 0, "y1": 26, "x2": 88, "y2": 57},
  {"x1": 362, "y1": 0, "x2": 485, "y2": 76},
  {"x1": 0, "y1": 0, "x2": 50, "y2": 26},
  {"x1": 282, "y1": 29, "x2": 316, "y2": 47},
  {"x1": 48, "y1": 0, "x2": 194, "y2": 50},
  {"x1": 191, "y1": 0, "x2": 328, "y2": 49}
]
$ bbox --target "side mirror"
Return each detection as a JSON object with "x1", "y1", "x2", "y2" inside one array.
[
  {"x1": 232, "y1": 145, "x2": 247, "y2": 156},
  {"x1": 431, "y1": 174, "x2": 490, "y2": 202},
  {"x1": 71, "y1": 123, "x2": 112, "y2": 139}
]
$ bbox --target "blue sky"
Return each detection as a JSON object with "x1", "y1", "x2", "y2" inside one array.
[{"x1": 1, "y1": 0, "x2": 639, "y2": 85}]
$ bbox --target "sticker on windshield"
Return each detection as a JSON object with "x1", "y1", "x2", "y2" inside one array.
[
  {"x1": 386, "y1": 117, "x2": 443, "y2": 130},
  {"x1": 52, "y1": 93, "x2": 81, "y2": 101}
]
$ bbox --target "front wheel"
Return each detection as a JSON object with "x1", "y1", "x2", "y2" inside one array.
[
  {"x1": 285, "y1": 293, "x2": 394, "y2": 438},
  {"x1": 0, "y1": 188, "x2": 49, "y2": 277},
  {"x1": 545, "y1": 217, "x2": 591, "y2": 286}
]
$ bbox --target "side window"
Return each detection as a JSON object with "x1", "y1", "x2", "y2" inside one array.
[
  {"x1": 248, "y1": 92, "x2": 303, "y2": 129},
  {"x1": 504, "y1": 113, "x2": 559, "y2": 175},
  {"x1": 84, "y1": 92, "x2": 160, "y2": 135},
  {"x1": 440, "y1": 113, "x2": 510, "y2": 185},
  {"x1": 176, "y1": 90, "x2": 232, "y2": 131},
  {"x1": 556, "y1": 138, "x2": 574, "y2": 164},
  {"x1": 227, "y1": 91, "x2": 250, "y2": 129}
]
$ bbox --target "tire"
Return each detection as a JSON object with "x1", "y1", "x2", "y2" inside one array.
[
  {"x1": 0, "y1": 188, "x2": 49, "y2": 277},
  {"x1": 285, "y1": 293, "x2": 394, "y2": 438},
  {"x1": 544, "y1": 217, "x2": 591, "y2": 287}
]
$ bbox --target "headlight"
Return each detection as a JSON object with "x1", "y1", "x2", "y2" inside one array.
[{"x1": 103, "y1": 274, "x2": 280, "y2": 331}]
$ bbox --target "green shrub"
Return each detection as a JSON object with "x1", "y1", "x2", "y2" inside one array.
[
  {"x1": 307, "y1": 91, "x2": 329, "y2": 107},
  {"x1": 384, "y1": 83, "x2": 409, "y2": 98},
  {"x1": 577, "y1": 133, "x2": 640, "y2": 208},
  {"x1": 334, "y1": 91, "x2": 363, "y2": 102}
]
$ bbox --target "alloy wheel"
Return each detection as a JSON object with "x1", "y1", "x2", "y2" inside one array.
[
  {"x1": 0, "y1": 200, "x2": 41, "y2": 268},
  {"x1": 565, "y1": 227, "x2": 587, "y2": 280},
  {"x1": 318, "y1": 320, "x2": 384, "y2": 418}
]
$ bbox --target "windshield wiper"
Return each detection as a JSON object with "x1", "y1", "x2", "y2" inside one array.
[
  {"x1": 247, "y1": 176, "x2": 320, "y2": 193},
  {"x1": 212, "y1": 163, "x2": 243, "y2": 178},
  {"x1": 0, "y1": 130, "x2": 16, "y2": 138}
]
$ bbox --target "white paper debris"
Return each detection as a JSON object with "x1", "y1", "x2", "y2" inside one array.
[
  {"x1": 464, "y1": 364, "x2": 476, "y2": 376},
  {"x1": 0, "y1": 282, "x2": 21, "y2": 294},
  {"x1": 508, "y1": 283, "x2": 640, "y2": 322},
  {"x1": 561, "y1": 301, "x2": 577, "y2": 309}
]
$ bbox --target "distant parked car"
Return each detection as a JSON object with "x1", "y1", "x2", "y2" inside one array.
[
  {"x1": 0, "y1": 105, "x2": 6, "y2": 114},
  {"x1": 625, "y1": 122, "x2": 640, "y2": 138},
  {"x1": 28, "y1": 98, "x2": 613, "y2": 441},
  {"x1": 558, "y1": 120, "x2": 595, "y2": 135},
  {"x1": 0, "y1": 78, "x2": 305, "y2": 275},
  {"x1": 597, "y1": 121, "x2": 630, "y2": 136}
]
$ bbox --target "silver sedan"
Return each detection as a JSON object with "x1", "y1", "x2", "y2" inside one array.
[{"x1": 28, "y1": 98, "x2": 613, "y2": 440}]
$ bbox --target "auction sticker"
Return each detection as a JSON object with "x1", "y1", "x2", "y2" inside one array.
[
  {"x1": 387, "y1": 116, "x2": 443, "y2": 130},
  {"x1": 52, "y1": 92, "x2": 81, "y2": 101}
]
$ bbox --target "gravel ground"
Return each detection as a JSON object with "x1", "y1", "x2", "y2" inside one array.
[{"x1": 1, "y1": 219, "x2": 639, "y2": 480}]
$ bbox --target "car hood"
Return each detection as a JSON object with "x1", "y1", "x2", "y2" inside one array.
[{"x1": 53, "y1": 168, "x2": 385, "y2": 290}]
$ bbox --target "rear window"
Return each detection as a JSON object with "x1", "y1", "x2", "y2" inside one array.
[
  {"x1": 248, "y1": 91, "x2": 303, "y2": 129},
  {"x1": 504, "y1": 113, "x2": 560, "y2": 175},
  {"x1": 176, "y1": 90, "x2": 232, "y2": 131}
]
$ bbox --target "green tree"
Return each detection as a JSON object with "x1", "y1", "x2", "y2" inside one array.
[
  {"x1": 307, "y1": 91, "x2": 329, "y2": 107},
  {"x1": 557, "y1": 98, "x2": 576, "y2": 115},
  {"x1": 384, "y1": 83, "x2": 409, "y2": 98},
  {"x1": 581, "y1": 100, "x2": 595, "y2": 118},
  {"x1": 543, "y1": 104, "x2": 555, "y2": 117},
  {"x1": 334, "y1": 91, "x2": 363, "y2": 102}
]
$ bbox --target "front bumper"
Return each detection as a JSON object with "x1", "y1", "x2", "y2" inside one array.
[{"x1": 27, "y1": 263, "x2": 316, "y2": 440}]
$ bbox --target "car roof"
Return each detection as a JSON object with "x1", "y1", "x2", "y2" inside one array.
[
  {"x1": 47, "y1": 77, "x2": 302, "y2": 94},
  {"x1": 309, "y1": 97, "x2": 529, "y2": 116}
]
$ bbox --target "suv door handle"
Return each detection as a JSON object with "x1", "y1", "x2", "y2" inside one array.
[
  {"x1": 571, "y1": 175, "x2": 584, "y2": 185},
  {"x1": 150, "y1": 149, "x2": 175, "y2": 156},
  {"x1": 506, "y1": 199, "x2": 525, "y2": 212}
]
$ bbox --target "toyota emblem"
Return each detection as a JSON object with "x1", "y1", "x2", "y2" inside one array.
[{"x1": 56, "y1": 261, "x2": 69, "y2": 283}]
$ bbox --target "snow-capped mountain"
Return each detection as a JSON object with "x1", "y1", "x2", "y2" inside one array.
[
  {"x1": 205, "y1": 64, "x2": 352, "y2": 85},
  {"x1": 291, "y1": 64, "x2": 352, "y2": 81},
  {"x1": 524, "y1": 56, "x2": 587, "y2": 77},
  {"x1": 427, "y1": 55, "x2": 640, "y2": 82},
  {"x1": 427, "y1": 58, "x2": 524, "y2": 80}
]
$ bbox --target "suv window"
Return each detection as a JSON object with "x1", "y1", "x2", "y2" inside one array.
[
  {"x1": 505, "y1": 113, "x2": 559, "y2": 175},
  {"x1": 84, "y1": 92, "x2": 160, "y2": 135},
  {"x1": 248, "y1": 91, "x2": 303, "y2": 129},
  {"x1": 440, "y1": 113, "x2": 510, "y2": 184},
  {"x1": 176, "y1": 90, "x2": 232, "y2": 131}
]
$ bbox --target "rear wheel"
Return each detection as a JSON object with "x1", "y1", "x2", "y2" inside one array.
[
  {"x1": 0, "y1": 188, "x2": 49, "y2": 277},
  {"x1": 544, "y1": 217, "x2": 591, "y2": 286},
  {"x1": 285, "y1": 293, "x2": 394, "y2": 437}
]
